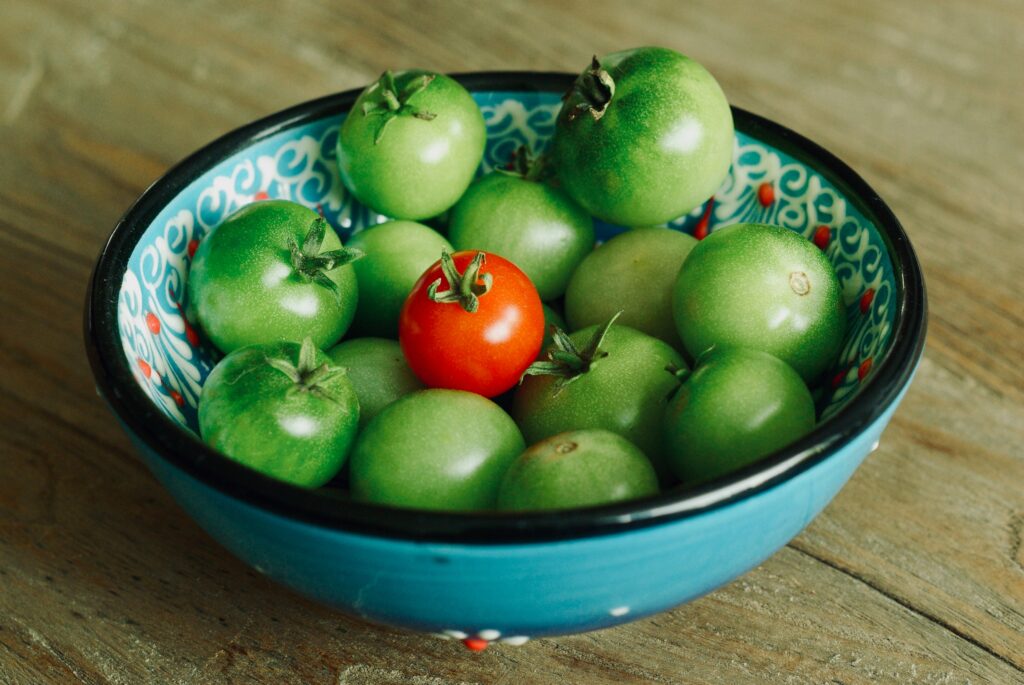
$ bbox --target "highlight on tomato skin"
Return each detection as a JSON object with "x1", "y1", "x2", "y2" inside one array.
[{"x1": 398, "y1": 250, "x2": 545, "y2": 398}]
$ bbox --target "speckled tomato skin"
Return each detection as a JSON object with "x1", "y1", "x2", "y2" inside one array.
[
  {"x1": 448, "y1": 172, "x2": 595, "y2": 301},
  {"x1": 565, "y1": 227, "x2": 697, "y2": 352},
  {"x1": 497, "y1": 429, "x2": 659, "y2": 511},
  {"x1": 664, "y1": 348, "x2": 815, "y2": 485},
  {"x1": 672, "y1": 222, "x2": 846, "y2": 382},
  {"x1": 337, "y1": 71, "x2": 486, "y2": 220},
  {"x1": 187, "y1": 200, "x2": 358, "y2": 354},
  {"x1": 326, "y1": 337, "x2": 424, "y2": 429},
  {"x1": 553, "y1": 47, "x2": 734, "y2": 226},
  {"x1": 512, "y1": 324, "x2": 684, "y2": 482},
  {"x1": 198, "y1": 341, "x2": 359, "y2": 488},
  {"x1": 346, "y1": 220, "x2": 452, "y2": 338},
  {"x1": 349, "y1": 389, "x2": 525, "y2": 511}
]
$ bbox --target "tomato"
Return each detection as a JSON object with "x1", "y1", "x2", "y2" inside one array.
[
  {"x1": 346, "y1": 220, "x2": 452, "y2": 338},
  {"x1": 565, "y1": 227, "x2": 697, "y2": 352},
  {"x1": 327, "y1": 337, "x2": 423, "y2": 428},
  {"x1": 187, "y1": 200, "x2": 361, "y2": 353},
  {"x1": 337, "y1": 70, "x2": 486, "y2": 220},
  {"x1": 497, "y1": 429, "x2": 659, "y2": 511},
  {"x1": 663, "y1": 347, "x2": 815, "y2": 485},
  {"x1": 399, "y1": 250, "x2": 544, "y2": 397},
  {"x1": 349, "y1": 389, "x2": 525, "y2": 510},
  {"x1": 552, "y1": 48, "x2": 734, "y2": 226},
  {"x1": 513, "y1": 315, "x2": 684, "y2": 482},
  {"x1": 448, "y1": 147, "x2": 595, "y2": 301},
  {"x1": 673, "y1": 223, "x2": 846, "y2": 382},
  {"x1": 198, "y1": 339, "x2": 359, "y2": 488}
]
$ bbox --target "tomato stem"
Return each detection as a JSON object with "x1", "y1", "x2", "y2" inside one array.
[
  {"x1": 497, "y1": 145, "x2": 552, "y2": 183},
  {"x1": 265, "y1": 338, "x2": 349, "y2": 405},
  {"x1": 564, "y1": 56, "x2": 615, "y2": 122},
  {"x1": 288, "y1": 217, "x2": 364, "y2": 300},
  {"x1": 520, "y1": 311, "x2": 621, "y2": 394},
  {"x1": 427, "y1": 250, "x2": 493, "y2": 313},
  {"x1": 362, "y1": 70, "x2": 438, "y2": 144}
]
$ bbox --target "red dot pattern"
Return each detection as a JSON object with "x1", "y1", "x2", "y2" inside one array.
[
  {"x1": 694, "y1": 197, "x2": 714, "y2": 240},
  {"x1": 860, "y1": 289, "x2": 875, "y2": 314},
  {"x1": 146, "y1": 312, "x2": 161, "y2": 335},
  {"x1": 462, "y1": 638, "x2": 488, "y2": 652},
  {"x1": 813, "y1": 225, "x2": 830, "y2": 250}
]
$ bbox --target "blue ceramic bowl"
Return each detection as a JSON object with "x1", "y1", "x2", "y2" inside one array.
[{"x1": 85, "y1": 73, "x2": 926, "y2": 647}]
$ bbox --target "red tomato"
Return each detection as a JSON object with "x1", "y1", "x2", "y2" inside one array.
[{"x1": 399, "y1": 250, "x2": 544, "y2": 397}]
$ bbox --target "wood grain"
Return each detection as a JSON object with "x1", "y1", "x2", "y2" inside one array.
[{"x1": 1, "y1": 0, "x2": 1022, "y2": 683}]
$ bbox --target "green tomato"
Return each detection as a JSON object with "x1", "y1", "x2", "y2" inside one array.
[
  {"x1": 497, "y1": 429, "x2": 659, "y2": 511},
  {"x1": 664, "y1": 347, "x2": 815, "y2": 485},
  {"x1": 337, "y1": 70, "x2": 486, "y2": 220},
  {"x1": 565, "y1": 227, "x2": 697, "y2": 351},
  {"x1": 346, "y1": 220, "x2": 452, "y2": 338},
  {"x1": 326, "y1": 337, "x2": 424, "y2": 429},
  {"x1": 448, "y1": 170, "x2": 595, "y2": 301},
  {"x1": 187, "y1": 200, "x2": 359, "y2": 353},
  {"x1": 513, "y1": 320, "x2": 684, "y2": 483},
  {"x1": 673, "y1": 223, "x2": 846, "y2": 382},
  {"x1": 349, "y1": 389, "x2": 525, "y2": 510},
  {"x1": 553, "y1": 47, "x2": 734, "y2": 226},
  {"x1": 198, "y1": 340, "x2": 359, "y2": 488}
]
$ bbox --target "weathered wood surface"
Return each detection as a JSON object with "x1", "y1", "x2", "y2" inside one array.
[{"x1": 1, "y1": 0, "x2": 1021, "y2": 683}]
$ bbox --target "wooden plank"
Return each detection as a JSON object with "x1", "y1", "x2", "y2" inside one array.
[{"x1": 791, "y1": 358, "x2": 1024, "y2": 669}]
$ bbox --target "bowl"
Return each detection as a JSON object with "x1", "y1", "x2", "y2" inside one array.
[{"x1": 85, "y1": 72, "x2": 926, "y2": 647}]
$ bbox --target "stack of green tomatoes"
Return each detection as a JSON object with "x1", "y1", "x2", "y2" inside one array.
[{"x1": 186, "y1": 47, "x2": 846, "y2": 514}]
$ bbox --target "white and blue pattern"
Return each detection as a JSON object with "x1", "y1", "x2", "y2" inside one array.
[{"x1": 118, "y1": 91, "x2": 894, "y2": 432}]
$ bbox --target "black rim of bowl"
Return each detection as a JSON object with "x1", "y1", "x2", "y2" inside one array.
[{"x1": 84, "y1": 71, "x2": 927, "y2": 543}]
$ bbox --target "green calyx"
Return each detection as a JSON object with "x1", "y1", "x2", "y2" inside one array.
[
  {"x1": 497, "y1": 145, "x2": 553, "y2": 183},
  {"x1": 266, "y1": 338, "x2": 348, "y2": 405},
  {"x1": 288, "y1": 216, "x2": 364, "y2": 300},
  {"x1": 564, "y1": 56, "x2": 615, "y2": 122},
  {"x1": 362, "y1": 70, "x2": 437, "y2": 144},
  {"x1": 521, "y1": 311, "x2": 622, "y2": 394},
  {"x1": 427, "y1": 249, "x2": 493, "y2": 313}
]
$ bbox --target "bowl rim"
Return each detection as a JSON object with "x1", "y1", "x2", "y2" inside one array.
[{"x1": 84, "y1": 71, "x2": 927, "y2": 544}]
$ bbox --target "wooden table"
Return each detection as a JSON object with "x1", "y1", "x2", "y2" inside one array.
[{"x1": 2, "y1": 1, "x2": 1022, "y2": 683}]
